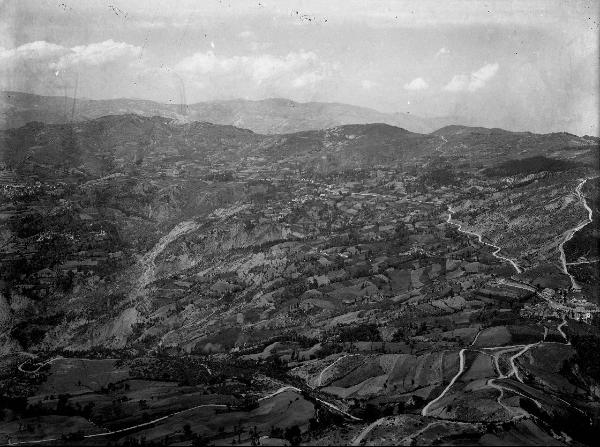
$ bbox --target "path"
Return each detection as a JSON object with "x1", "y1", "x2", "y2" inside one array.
[
  {"x1": 508, "y1": 342, "x2": 540, "y2": 383},
  {"x1": 486, "y1": 378, "x2": 515, "y2": 415},
  {"x1": 314, "y1": 396, "x2": 362, "y2": 421},
  {"x1": 398, "y1": 421, "x2": 441, "y2": 446},
  {"x1": 17, "y1": 356, "x2": 64, "y2": 374},
  {"x1": 4, "y1": 381, "x2": 359, "y2": 446},
  {"x1": 317, "y1": 354, "x2": 359, "y2": 387},
  {"x1": 557, "y1": 319, "x2": 570, "y2": 344},
  {"x1": 257, "y1": 386, "x2": 301, "y2": 401},
  {"x1": 558, "y1": 177, "x2": 598, "y2": 290},
  {"x1": 447, "y1": 207, "x2": 522, "y2": 274},
  {"x1": 421, "y1": 349, "x2": 466, "y2": 416},
  {"x1": 350, "y1": 418, "x2": 387, "y2": 446},
  {"x1": 5, "y1": 403, "x2": 227, "y2": 446}
]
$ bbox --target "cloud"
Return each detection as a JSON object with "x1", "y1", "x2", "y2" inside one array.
[
  {"x1": 0, "y1": 42, "x2": 332, "y2": 102},
  {"x1": 0, "y1": 40, "x2": 141, "y2": 76},
  {"x1": 435, "y1": 47, "x2": 450, "y2": 58},
  {"x1": 469, "y1": 63, "x2": 500, "y2": 91},
  {"x1": 249, "y1": 41, "x2": 273, "y2": 52},
  {"x1": 403, "y1": 77, "x2": 429, "y2": 91},
  {"x1": 443, "y1": 63, "x2": 499, "y2": 92},
  {"x1": 361, "y1": 79, "x2": 376, "y2": 90},
  {"x1": 443, "y1": 74, "x2": 470, "y2": 92},
  {"x1": 173, "y1": 50, "x2": 331, "y2": 93},
  {"x1": 53, "y1": 40, "x2": 140, "y2": 70},
  {"x1": 238, "y1": 30, "x2": 256, "y2": 39},
  {"x1": 0, "y1": 39, "x2": 143, "y2": 97},
  {"x1": 292, "y1": 71, "x2": 324, "y2": 88},
  {"x1": 0, "y1": 41, "x2": 68, "y2": 64}
]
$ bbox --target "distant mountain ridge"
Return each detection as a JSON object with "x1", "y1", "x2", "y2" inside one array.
[
  {"x1": 0, "y1": 90, "x2": 456, "y2": 134},
  {"x1": 0, "y1": 116, "x2": 440, "y2": 180},
  {"x1": 2, "y1": 114, "x2": 597, "y2": 183}
]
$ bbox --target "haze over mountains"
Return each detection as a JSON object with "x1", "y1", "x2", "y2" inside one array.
[{"x1": 1, "y1": 91, "x2": 460, "y2": 135}]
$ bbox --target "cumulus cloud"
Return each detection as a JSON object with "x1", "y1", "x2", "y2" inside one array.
[
  {"x1": 443, "y1": 63, "x2": 499, "y2": 92},
  {"x1": 443, "y1": 74, "x2": 470, "y2": 92},
  {"x1": 53, "y1": 40, "x2": 140, "y2": 70},
  {"x1": 361, "y1": 79, "x2": 376, "y2": 90},
  {"x1": 0, "y1": 39, "x2": 149, "y2": 103},
  {"x1": 173, "y1": 50, "x2": 331, "y2": 96},
  {"x1": 175, "y1": 50, "x2": 322, "y2": 81},
  {"x1": 469, "y1": 63, "x2": 500, "y2": 91},
  {"x1": 0, "y1": 41, "x2": 67, "y2": 61},
  {"x1": 0, "y1": 40, "x2": 142, "y2": 93},
  {"x1": 435, "y1": 47, "x2": 450, "y2": 57},
  {"x1": 0, "y1": 40, "x2": 140, "y2": 72},
  {"x1": 1, "y1": 40, "x2": 333, "y2": 102},
  {"x1": 292, "y1": 71, "x2": 325, "y2": 88},
  {"x1": 403, "y1": 77, "x2": 429, "y2": 91},
  {"x1": 238, "y1": 30, "x2": 256, "y2": 39}
]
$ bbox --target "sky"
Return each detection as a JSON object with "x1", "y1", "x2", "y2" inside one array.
[{"x1": 0, "y1": 0, "x2": 598, "y2": 135}]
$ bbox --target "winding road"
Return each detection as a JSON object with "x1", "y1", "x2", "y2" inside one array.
[
  {"x1": 17, "y1": 356, "x2": 64, "y2": 374},
  {"x1": 558, "y1": 176, "x2": 598, "y2": 290},
  {"x1": 350, "y1": 418, "x2": 386, "y2": 446},
  {"x1": 508, "y1": 343, "x2": 540, "y2": 383},
  {"x1": 557, "y1": 319, "x2": 570, "y2": 344},
  {"x1": 419, "y1": 321, "x2": 571, "y2": 422},
  {"x1": 3, "y1": 381, "x2": 359, "y2": 446},
  {"x1": 5, "y1": 403, "x2": 228, "y2": 446},
  {"x1": 421, "y1": 348, "x2": 466, "y2": 417},
  {"x1": 446, "y1": 207, "x2": 522, "y2": 274},
  {"x1": 317, "y1": 354, "x2": 359, "y2": 387}
]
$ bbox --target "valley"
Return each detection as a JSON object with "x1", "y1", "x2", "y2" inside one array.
[{"x1": 0, "y1": 108, "x2": 599, "y2": 445}]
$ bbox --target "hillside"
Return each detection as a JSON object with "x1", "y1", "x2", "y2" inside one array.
[
  {"x1": 432, "y1": 124, "x2": 599, "y2": 168},
  {"x1": 1, "y1": 115, "x2": 600, "y2": 446},
  {"x1": 0, "y1": 117, "x2": 441, "y2": 180},
  {"x1": 0, "y1": 91, "x2": 455, "y2": 134}
]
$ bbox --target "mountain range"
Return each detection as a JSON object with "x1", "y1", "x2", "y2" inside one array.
[
  {"x1": 0, "y1": 91, "x2": 457, "y2": 134},
  {"x1": 1, "y1": 98, "x2": 600, "y2": 445}
]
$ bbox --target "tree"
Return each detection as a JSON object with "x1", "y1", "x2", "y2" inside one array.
[
  {"x1": 395, "y1": 222, "x2": 410, "y2": 244},
  {"x1": 250, "y1": 426, "x2": 260, "y2": 446},
  {"x1": 284, "y1": 425, "x2": 302, "y2": 446}
]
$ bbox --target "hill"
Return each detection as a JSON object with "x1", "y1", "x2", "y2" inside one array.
[
  {"x1": 432, "y1": 124, "x2": 599, "y2": 168},
  {"x1": 0, "y1": 91, "x2": 455, "y2": 134},
  {"x1": 1, "y1": 114, "x2": 599, "y2": 446},
  {"x1": 0, "y1": 117, "x2": 439, "y2": 180}
]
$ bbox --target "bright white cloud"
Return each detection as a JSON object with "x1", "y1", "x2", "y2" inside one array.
[
  {"x1": 443, "y1": 74, "x2": 469, "y2": 92},
  {"x1": 443, "y1": 63, "x2": 499, "y2": 92},
  {"x1": 174, "y1": 50, "x2": 330, "y2": 89},
  {"x1": 469, "y1": 63, "x2": 499, "y2": 91},
  {"x1": 435, "y1": 47, "x2": 450, "y2": 57},
  {"x1": 0, "y1": 40, "x2": 141, "y2": 74},
  {"x1": 238, "y1": 30, "x2": 256, "y2": 39},
  {"x1": 403, "y1": 77, "x2": 429, "y2": 91},
  {"x1": 0, "y1": 40, "x2": 143, "y2": 94},
  {"x1": 361, "y1": 79, "x2": 376, "y2": 90},
  {"x1": 54, "y1": 40, "x2": 140, "y2": 70},
  {"x1": 159, "y1": 49, "x2": 336, "y2": 102},
  {"x1": 292, "y1": 71, "x2": 324, "y2": 88},
  {"x1": 0, "y1": 41, "x2": 67, "y2": 63}
]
